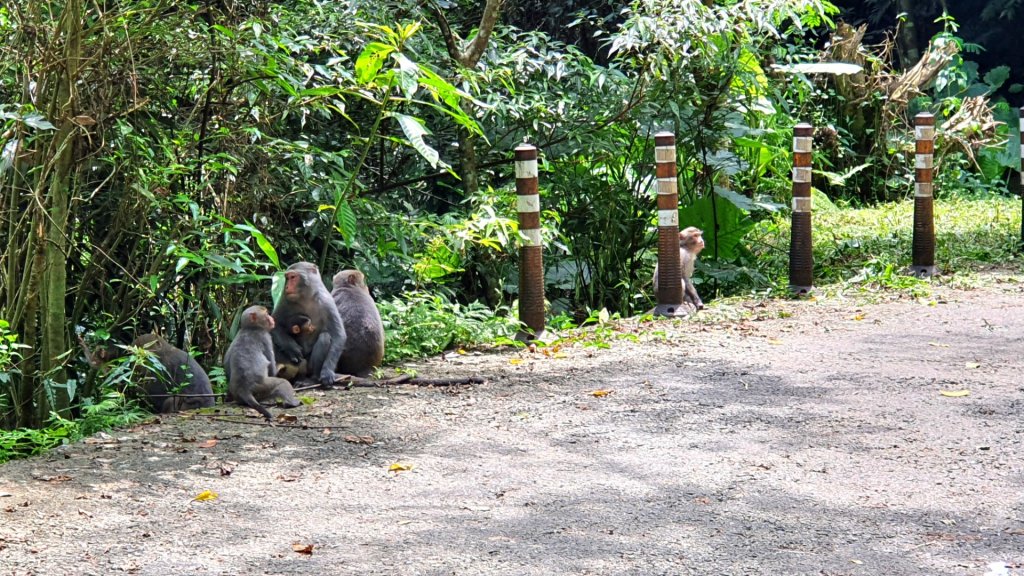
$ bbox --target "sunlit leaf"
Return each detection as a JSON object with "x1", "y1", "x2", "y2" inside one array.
[
  {"x1": 292, "y1": 543, "x2": 314, "y2": 555},
  {"x1": 388, "y1": 462, "x2": 414, "y2": 473},
  {"x1": 192, "y1": 490, "x2": 218, "y2": 502},
  {"x1": 591, "y1": 389, "x2": 612, "y2": 397},
  {"x1": 393, "y1": 113, "x2": 440, "y2": 168},
  {"x1": 940, "y1": 389, "x2": 970, "y2": 397}
]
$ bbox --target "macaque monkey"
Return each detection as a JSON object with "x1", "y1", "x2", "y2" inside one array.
[
  {"x1": 653, "y1": 226, "x2": 705, "y2": 310},
  {"x1": 270, "y1": 262, "x2": 347, "y2": 386},
  {"x1": 225, "y1": 305, "x2": 301, "y2": 420},
  {"x1": 83, "y1": 334, "x2": 215, "y2": 413},
  {"x1": 275, "y1": 315, "x2": 313, "y2": 380},
  {"x1": 331, "y1": 269, "x2": 385, "y2": 377}
]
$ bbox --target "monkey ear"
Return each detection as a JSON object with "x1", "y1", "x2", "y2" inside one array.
[{"x1": 347, "y1": 274, "x2": 359, "y2": 286}]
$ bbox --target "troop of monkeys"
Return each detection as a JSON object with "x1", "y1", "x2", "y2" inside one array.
[
  {"x1": 112, "y1": 262, "x2": 385, "y2": 420},
  {"x1": 114, "y1": 230, "x2": 704, "y2": 420}
]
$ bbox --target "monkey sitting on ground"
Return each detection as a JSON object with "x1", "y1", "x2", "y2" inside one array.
[
  {"x1": 225, "y1": 305, "x2": 302, "y2": 420},
  {"x1": 653, "y1": 226, "x2": 706, "y2": 310},
  {"x1": 271, "y1": 262, "x2": 347, "y2": 386},
  {"x1": 331, "y1": 269, "x2": 385, "y2": 377},
  {"x1": 85, "y1": 334, "x2": 215, "y2": 413}
]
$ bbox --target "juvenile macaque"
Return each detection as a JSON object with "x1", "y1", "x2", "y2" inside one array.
[
  {"x1": 274, "y1": 314, "x2": 314, "y2": 380},
  {"x1": 271, "y1": 262, "x2": 347, "y2": 386},
  {"x1": 225, "y1": 305, "x2": 301, "y2": 420},
  {"x1": 84, "y1": 334, "x2": 215, "y2": 413},
  {"x1": 653, "y1": 226, "x2": 705, "y2": 310},
  {"x1": 331, "y1": 269, "x2": 385, "y2": 377}
]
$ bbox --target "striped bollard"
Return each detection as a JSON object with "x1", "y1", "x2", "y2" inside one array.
[
  {"x1": 653, "y1": 132, "x2": 686, "y2": 317},
  {"x1": 910, "y1": 112, "x2": 937, "y2": 277},
  {"x1": 788, "y1": 123, "x2": 814, "y2": 294},
  {"x1": 515, "y1": 144, "x2": 545, "y2": 339},
  {"x1": 1019, "y1": 107, "x2": 1023, "y2": 247}
]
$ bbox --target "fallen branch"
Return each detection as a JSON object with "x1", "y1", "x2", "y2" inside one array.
[{"x1": 292, "y1": 374, "x2": 485, "y2": 393}]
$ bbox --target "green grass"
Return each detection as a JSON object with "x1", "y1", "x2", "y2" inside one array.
[{"x1": 752, "y1": 196, "x2": 1023, "y2": 297}]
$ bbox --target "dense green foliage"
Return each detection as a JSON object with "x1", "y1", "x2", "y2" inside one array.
[{"x1": 0, "y1": 0, "x2": 1021, "y2": 457}]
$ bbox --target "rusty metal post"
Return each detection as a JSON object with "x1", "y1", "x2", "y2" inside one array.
[
  {"x1": 515, "y1": 144, "x2": 545, "y2": 339},
  {"x1": 910, "y1": 112, "x2": 937, "y2": 277},
  {"x1": 653, "y1": 132, "x2": 686, "y2": 317},
  {"x1": 788, "y1": 123, "x2": 814, "y2": 294}
]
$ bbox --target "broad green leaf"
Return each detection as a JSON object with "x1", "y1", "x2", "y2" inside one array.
[
  {"x1": 335, "y1": 200, "x2": 358, "y2": 248},
  {"x1": 252, "y1": 230, "x2": 280, "y2": 269},
  {"x1": 356, "y1": 42, "x2": 394, "y2": 84},
  {"x1": 393, "y1": 113, "x2": 440, "y2": 167},
  {"x1": 270, "y1": 270, "x2": 287, "y2": 308}
]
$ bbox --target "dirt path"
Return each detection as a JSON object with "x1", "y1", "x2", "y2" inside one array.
[{"x1": 2, "y1": 276, "x2": 1024, "y2": 575}]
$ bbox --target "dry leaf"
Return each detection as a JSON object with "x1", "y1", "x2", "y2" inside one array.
[
  {"x1": 940, "y1": 390, "x2": 970, "y2": 398},
  {"x1": 197, "y1": 439, "x2": 218, "y2": 449},
  {"x1": 276, "y1": 413, "x2": 298, "y2": 423},
  {"x1": 965, "y1": 362, "x2": 981, "y2": 369},
  {"x1": 767, "y1": 338, "x2": 783, "y2": 345},
  {"x1": 292, "y1": 543, "x2": 314, "y2": 555},
  {"x1": 851, "y1": 313, "x2": 865, "y2": 321},
  {"x1": 591, "y1": 389, "x2": 612, "y2": 398},
  {"x1": 34, "y1": 475, "x2": 72, "y2": 483},
  {"x1": 344, "y1": 435, "x2": 375, "y2": 445},
  {"x1": 928, "y1": 341, "x2": 950, "y2": 348},
  {"x1": 388, "y1": 462, "x2": 414, "y2": 473},
  {"x1": 191, "y1": 490, "x2": 218, "y2": 502},
  {"x1": 509, "y1": 358, "x2": 523, "y2": 365},
  {"x1": 322, "y1": 428, "x2": 331, "y2": 436}
]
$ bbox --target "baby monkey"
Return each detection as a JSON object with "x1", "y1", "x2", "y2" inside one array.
[{"x1": 654, "y1": 226, "x2": 705, "y2": 310}]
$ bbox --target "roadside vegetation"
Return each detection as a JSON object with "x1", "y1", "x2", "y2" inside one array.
[{"x1": 1, "y1": 0, "x2": 1022, "y2": 462}]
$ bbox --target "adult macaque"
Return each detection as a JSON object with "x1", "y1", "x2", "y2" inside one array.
[
  {"x1": 331, "y1": 269, "x2": 385, "y2": 377},
  {"x1": 84, "y1": 334, "x2": 215, "y2": 413},
  {"x1": 653, "y1": 226, "x2": 705, "y2": 311},
  {"x1": 225, "y1": 305, "x2": 301, "y2": 420},
  {"x1": 271, "y1": 261, "x2": 346, "y2": 386}
]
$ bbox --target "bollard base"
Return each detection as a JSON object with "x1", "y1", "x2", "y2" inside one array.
[
  {"x1": 908, "y1": 265, "x2": 938, "y2": 278},
  {"x1": 788, "y1": 284, "x2": 813, "y2": 296},
  {"x1": 515, "y1": 329, "x2": 546, "y2": 344},
  {"x1": 653, "y1": 303, "x2": 692, "y2": 318}
]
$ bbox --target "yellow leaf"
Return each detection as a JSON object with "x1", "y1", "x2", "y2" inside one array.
[
  {"x1": 965, "y1": 362, "x2": 981, "y2": 369},
  {"x1": 940, "y1": 390, "x2": 970, "y2": 397},
  {"x1": 767, "y1": 339, "x2": 783, "y2": 345},
  {"x1": 552, "y1": 352, "x2": 568, "y2": 359},
  {"x1": 192, "y1": 490, "x2": 218, "y2": 502},
  {"x1": 389, "y1": 462, "x2": 414, "y2": 473},
  {"x1": 591, "y1": 389, "x2": 612, "y2": 397},
  {"x1": 851, "y1": 313, "x2": 865, "y2": 321},
  {"x1": 456, "y1": 348, "x2": 467, "y2": 355},
  {"x1": 509, "y1": 358, "x2": 523, "y2": 365}
]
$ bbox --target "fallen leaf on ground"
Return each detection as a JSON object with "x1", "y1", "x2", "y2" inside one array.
[
  {"x1": 965, "y1": 362, "x2": 981, "y2": 369},
  {"x1": 509, "y1": 358, "x2": 523, "y2": 365},
  {"x1": 767, "y1": 338, "x2": 783, "y2": 345},
  {"x1": 33, "y1": 475, "x2": 72, "y2": 483},
  {"x1": 389, "y1": 462, "x2": 414, "y2": 473},
  {"x1": 591, "y1": 389, "x2": 612, "y2": 398},
  {"x1": 197, "y1": 439, "x2": 218, "y2": 449},
  {"x1": 940, "y1": 389, "x2": 970, "y2": 397},
  {"x1": 191, "y1": 490, "x2": 218, "y2": 502},
  {"x1": 292, "y1": 543, "x2": 314, "y2": 555},
  {"x1": 928, "y1": 341, "x2": 950, "y2": 348},
  {"x1": 851, "y1": 313, "x2": 865, "y2": 321},
  {"x1": 344, "y1": 435, "x2": 375, "y2": 444},
  {"x1": 277, "y1": 413, "x2": 298, "y2": 423}
]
